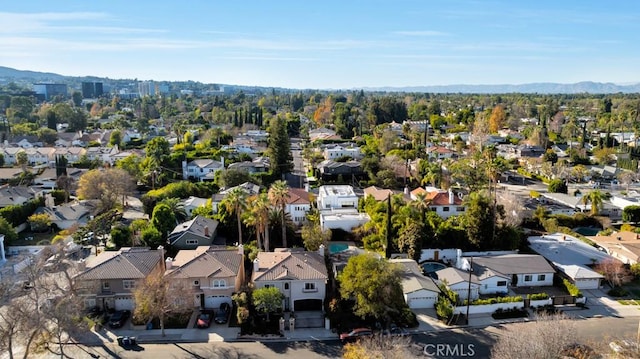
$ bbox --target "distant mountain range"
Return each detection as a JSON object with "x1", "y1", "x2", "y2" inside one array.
[{"x1": 2, "y1": 65, "x2": 639, "y2": 94}]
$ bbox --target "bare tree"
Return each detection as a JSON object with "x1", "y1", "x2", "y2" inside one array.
[
  {"x1": 497, "y1": 191, "x2": 526, "y2": 227},
  {"x1": 595, "y1": 258, "x2": 629, "y2": 288},
  {"x1": 491, "y1": 313, "x2": 578, "y2": 359},
  {"x1": 77, "y1": 168, "x2": 135, "y2": 211},
  {"x1": 342, "y1": 334, "x2": 413, "y2": 359},
  {"x1": 133, "y1": 271, "x2": 192, "y2": 337}
]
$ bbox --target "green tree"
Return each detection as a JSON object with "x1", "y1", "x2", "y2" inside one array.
[
  {"x1": 463, "y1": 192, "x2": 503, "y2": 249},
  {"x1": 109, "y1": 130, "x2": 122, "y2": 147},
  {"x1": 542, "y1": 149, "x2": 558, "y2": 164},
  {"x1": 145, "y1": 137, "x2": 171, "y2": 167},
  {"x1": 252, "y1": 286, "x2": 284, "y2": 322},
  {"x1": 37, "y1": 127, "x2": 58, "y2": 145},
  {"x1": 301, "y1": 222, "x2": 331, "y2": 251},
  {"x1": 116, "y1": 154, "x2": 143, "y2": 181},
  {"x1": 268, "y1": 180, "x2": 289, "y2": 248},
  {"x1": 0, "y1": 216, "x2": 19, "y2": 244},
  {"x1": 140, "y1": 226, "x2": 163, "y2": 249},
  {"x1": 152, "y1": 203, "x2": 177, "y2": 240},
  {"x1": 110, "y1": 225, "x2": 132, "y2": 249},
  {"x1": 158, "y1": 197, "x2": 187, "y2": 223},
  {"x1": 223, "y1": 187, "x2": 247, "y2": 245},
  {"x1": 623, "y1": 205, "x2": 640, "y2": 224},
  {"x1": 77, "y1": 168, "x2": 135, "y2": 211},
  {"x1": 267, "y1": 116, "x2": 293, "y2": 179},
  {"x1": 27, "y1": 213, "x2": 51, "y2": 232},
  {"x1": 16, "y1": 151, "x2": 28, "y2": 170},
  {"x1": 548, "y1": 179, "x2": 568, "y2": 194},
  {"x1": 396, "y1": 220, "x2": 425, "y2": 261},
  {"x1": 338, "y1": 253, "x2": 405, "y2": 323},
  {"x1": 71, "y1": 91, "x2": 82, "y2": 107},
  {"x1": 218, "y1": 168, "x2": 258, "y2": 189},
  {"x1": 435, "y1": 282, "x2": 457, "y2": 322},
  {"x1": 582, "y1": 190, "x2": 604, "y2": 215}
]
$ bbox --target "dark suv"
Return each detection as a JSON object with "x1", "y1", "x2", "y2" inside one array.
[{"x1": 109, "y1": 310, "x2": 131, "y2": 328}]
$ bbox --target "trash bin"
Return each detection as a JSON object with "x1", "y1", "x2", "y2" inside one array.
[{"x1": 146, "y1": 322, "x2": 153, "y2": 330}]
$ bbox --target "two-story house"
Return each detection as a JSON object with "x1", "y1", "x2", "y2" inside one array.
[
  {"x1": 54, "y1": 147, "x2": 87, "y2": 164},
  {"x1": 182, "y1": 158, "x2": 224, "y2": 182},
  {"x1": 285, "y1": 188, "x2": 311, "y2": 226},
  {"x1": 24, "y1": 147, "x2": 56, "y2": 165},
  {"x1": 424, "y1": 189, "x2": 465, "y2": 219},
  {"x1": 74, "y1": 247, "x2": 164, "y2": 310},
  {"x1": 1, "y1": 147, "x2": 24, "y2": 165},
  {"x1": 322, "y1": 145, "x2": 363, "y2": 160},
  {"x1": 165, "y1": 246, "x2": 244, "y2": 309},
  {"x1": 252, "y1": 248, "x2": 328, "y2": 313},
  {"x1": 167, "y1": 215, "x2": 219, "y2": 250}
]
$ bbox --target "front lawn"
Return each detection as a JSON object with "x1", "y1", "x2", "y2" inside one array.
[{"x1": 149, "y1": 311, "x2": 192, "y2": 329}]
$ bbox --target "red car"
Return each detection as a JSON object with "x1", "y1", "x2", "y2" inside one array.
[
  {"x1": 340, "y1": 328, "x2": 373, "y2": 343},
  {"x1": 196, "y1": 311, "x2": 213, "y2": 328}
]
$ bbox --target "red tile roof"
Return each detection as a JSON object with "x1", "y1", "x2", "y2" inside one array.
[{"x1": 286, "y1": 188, "x2": 311, "y2": 205}]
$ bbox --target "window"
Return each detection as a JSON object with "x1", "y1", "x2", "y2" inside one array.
[
  {"x1": 497, "y1": 281, "x2": 507, "y2": 286},
  {"x1": 524, "y1": 275, "x2": 532, "y2": 282},
  {"x1": 284, "y1": 283, "x2": 289, "y2": 290},
  {"x1": 264, "y1": 284, "x2": 271, "y2": 288},
  {"x1": 303, "y1": 283, "x2": 317, "y2": 292},
  {"x1": 102, "y1": 281, "x2": 110, "y2": 290},
  {"x1": 456, "y1": 207, "x2": 465, "y2": 212},
  {"x1": 193, "y1": 280, "x2": 200, "y2": 286},
  {"x1": 212, "y1": 280, "x2": 226, "y2": 288},
  {"x1": 537, "y1": 274, "x2": 546, "y2": 281},
  {"x1": 186, "y1": 239, "x2": 198, "y2": 245},
  {"x1": 442, "y1": 207, "x2": 450, "y2": 212},
  {"x1": 122, "y1": 280, "x2": 136, "y2": 290}
]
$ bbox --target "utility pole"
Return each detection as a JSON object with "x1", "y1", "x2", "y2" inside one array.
[{"x1": 466, "y1": 257, "x2": 473, "y2": 325}]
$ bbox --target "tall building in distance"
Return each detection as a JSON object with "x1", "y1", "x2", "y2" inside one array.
[
  {"x1": 33, "y1": 83, "x2": 67, "y2": 101},
  {"x1": 81, "y1": 82, "x2": 104, "y2": 98},
  {"x1": 138, "y1": 80, "x2": 156, "y2": 97}
]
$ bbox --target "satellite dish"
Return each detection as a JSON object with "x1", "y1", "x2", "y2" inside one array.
[{"x1": 458, "y1": 192, "x2": 464, "y2": 200}]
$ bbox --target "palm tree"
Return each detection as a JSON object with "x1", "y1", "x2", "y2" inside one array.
[
  {"x1": 268, "y1": 180, "x2": 290, "y2": 248},
  {"x1": 410, "y1": 192, "x2": 432, "y2": 223},
  {"x1": 224, "y1": 188, "x2": 247, "y2": 245},
  {"x1": 159, "y1": 197, "x2": 187, "y2": 223},
  {"x1": 582, "y1": 190, "x2": 604, "y2": 215},
  {"x1": 255, "y1": 193, "x2": 271, "y2": 251}
]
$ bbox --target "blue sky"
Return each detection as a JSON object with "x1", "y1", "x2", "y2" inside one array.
[{"x1": 1, "y1": 1, "x2": 638, "y2": 89}]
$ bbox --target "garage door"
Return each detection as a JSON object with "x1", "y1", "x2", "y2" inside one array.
[
  {"x1": 114, "y1": 297, "x2": 134, "y2": 311},
  {"x1": 407, "y1": 295, "x2": 437, "y2": 309},
  {"x1": 204, "y1": 295, "x2": 231, "y2": 309},
  {"x1": 294, "y1": 299, "x2": 323, "y2": 311}
]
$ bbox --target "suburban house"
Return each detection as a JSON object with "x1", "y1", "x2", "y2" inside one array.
[
  {"x1": 85, "y1": 146, "x2": 120, "y2": 165},
  {"x1": 363, "y1": 186, "x2": 395, "y2": 202},
  {"x1": 167, "y1": 215, "x2": 219, "y2": 250},
  {"x1": 308, "y1": 127, "x2": 340, "y2": 142},
  {"x1": 434, "y1": 267, "x2": 480, "y2": 302},
  {"x1": 180, "y1": 196, "x2": 209, "y2": 218},
  {"x1": 24, "y1": 147, "x2": 55, "y2": 165},
  {"x1": 317, "y1": 185, "x2": 370, "y2": 231},
  {"x1": 54, "y1": 147, "x2": 87, "y2": 164},
  {"x1": 34, "y1": 201, "x2": 95, "y2": 229},
  {"x1": 164, "y1": 246, "x2": 244, "y2": 309},
  {"x1": 529, "y1": 233, "x2": 608, "y2": 289},
  {"x1": 211, "y1": 182, "x2": 262, "y2": 213},
  {"x1": 426, "y1": 146, "x2": 456, "y2": 161},
  {"x1": 1, "y1": 147, "x2": 24, "y2": 165},
  {"x1": 471, "y1": 254, "x2": 555, "y2": 287},
  {"x1": 74, "y1": 247, "x2": 164, "y2": 310},
  {"x1": 424, "y1": 189, "x2": 465, "y2": 219},
  {"x1": 316, "y1": 160, "x2": 363, "y2": 180},
  {"x1": 285, "y1": 188, "x2": 312, "y2": 226},
  {"x1": 182, "y1": 158, "x2": 225, "y2": 182},
  {"x1": 227, "y1": 160, "x2": 267, "y2": 174},
  {"x1": 0, "y1": 186, "x2": 38, "y2": 208},
  {"x1": 322, "y1": 145, "x2": 363, "y2": 160},
  {"x1": 588, "y1": 231, "x2": 640, "y2": 265},
  {"x1": 469, "y1": 261, "x2": 510, "y2": 295},
  {"x1": 252, "y1": 248, "x2": 328, "y2": 313},
  {"x1": 390, "y1": 258, "x2": 441, "y2": 309}
]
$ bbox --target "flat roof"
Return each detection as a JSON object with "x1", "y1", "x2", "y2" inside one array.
[
  {"x1": 528, "y1": 233, "x2": 613, "y2": 266},
  {"x1": 318, "y1": 185, "x2": 356, "y2": 197}
]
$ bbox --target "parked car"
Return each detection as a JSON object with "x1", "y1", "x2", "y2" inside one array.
[
  {"x1": 383, "y1": 325, "x2": 409, "y2": 337},
  {"x1": 109, "y1": 310, "x2": 131, "y2": 328},
  {"x1": 197, "y1": 311, "x2": 213, "y2": 328},
  {"x1": 117, "y1": 336, "x2": 136, "y2": 347},
  {"x1": 340, "y1": 328, "x2": 373, "y2": 343},
  {"x1": 214, "y1": 303, "x2": 230, "y2": 324}
]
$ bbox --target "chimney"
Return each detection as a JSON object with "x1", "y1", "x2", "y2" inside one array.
[
  {"x1": 165, "y1": 257, "x2": 173, "y2": 270},
  {"x1": 404, "y1": 187, "x2": 409, "y2": 195},
  {"x1": 448, "y1": 189, "x2": 454, "y2": 205},
  {"x1": 318, "y1": 244, "x2": 325, "y2": 257},
  {"x1": 253, "y1": 258, "x2": 260, "y2": 273},
  {"x1": 76, "y1": 258, "x2": 86, "y2": 272},
  {"x1": 238, "y1": 244, "x2": 244, "y2": 255},
  {"x1": 220, "y1": 156, "x2": 225, "y2": 168},
  {"x1": 204, "y1": 226, "x2": 209, "y2": 237}
]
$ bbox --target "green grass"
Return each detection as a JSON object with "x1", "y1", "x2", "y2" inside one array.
[{"x1": 617, "y1": 299, "x2": 640, "y2": 305}]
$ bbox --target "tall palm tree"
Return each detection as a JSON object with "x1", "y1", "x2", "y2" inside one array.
[
  {"x1": 410, "y1": 192, "x2": 432, "y2": 223},
  {"x1": 224, "y1": 188, "x2": 247, "y2": 245},
  {"x1": 255, "y1": 193, "x2": 271, "y2": 251},
  {"x1": 242, "y1": 202, "x2": 260, "y2": 249},
  {"x1": 268, "y1": 180, "x2": 290, "y2": 248},
  {"x1": 583, "y1": 190, "x2": 604, "y2": 215},
  {"x1": 159, "y1": 197, "x2": 188, "y2": 223}
]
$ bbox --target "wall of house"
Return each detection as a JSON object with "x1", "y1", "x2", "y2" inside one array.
[
  {"x1": 573, "y1": 277, "x2": 602, "y2": 290},
  {"x1": 255, "y1": 279, "x2": 326, "y2": 311},
  {"x1": 319, "y1": 211, "x2": 370, "y2": 231},
  {"x1": 514, "y1": 272, "x2": 554, "y2": 287},
  {"x1": 286, "y1": 203, "x2": 310, "y2": 225},
  {"x1": 172, "y1": 232, "x2": 212, "y2": 250},
  {"x1": 430, "y1": 205, "x2": 464, "y2": 219},
  {"x1": 405, "y1": 290, "x2": 439, "y2": 309},
  {"x1": 448, "y1": 282, "x2": 480, "y2": 302},
  {"x1": 478, "y1": 277, "x2": 510, "y2": 295},
  {"x1": 419, "y1": 249, "x2": 461, "y2": 267}
]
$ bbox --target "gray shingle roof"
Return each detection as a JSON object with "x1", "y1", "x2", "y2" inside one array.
[
  {"x1": 252, "y1": 249, "x2": 328, "y2": 281},
  {"x1": 435, "y1": 267, "x2": 480, "y2": 285},
  {"x1": 472, "y1": 254, "x2": 555, "y2": 276},
  {"x1": 168, "y1": 215, "x2": 219, "y2": 244},
  {"x1": 75, "y1": 247, "x2": 162, "y2": 280},
  {"x1": 390, "y1": 259, "x2": 441, "y2": 294},
  {"x1": 166, "y1": 246, "x2": 242, "y2": 279}
]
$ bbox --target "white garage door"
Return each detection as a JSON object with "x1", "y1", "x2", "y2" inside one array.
[
  {"x1": 407, "y1": 293, "x2": 437, "y2": 309},
  {"x1": 204, "y1": 295, "x2": 231, "y2": 309},
  {"x1": 115, "y1": 297, "x2": 134, "y2": 311}
]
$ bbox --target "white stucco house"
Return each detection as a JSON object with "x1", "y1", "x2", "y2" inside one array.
[
  {"x1": 472, "y1": 254, "x2": 555, "y2": 287},
  {"x1": 435, "y1": 267, "x2": 480, "y2": 303},
  {"x1": 285, "y1": 188, "x2": 311, "y2": 226},
  {"x1": 322, "y1": 145, "x2": 363, "y2": 161},
  {"x1": 252, "y1": 248, "x2": 328, "y2": 313},
  {"x1": 317, "y1": 185, "x2": 358, "y2": 210},
  {"x1": 182, "y1": 158, "x2": 225, "y2": 182}
]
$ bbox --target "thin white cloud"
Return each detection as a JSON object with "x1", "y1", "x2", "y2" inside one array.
[{"x1": 393, "y1": 30, "x2": 450, "y2": 37}]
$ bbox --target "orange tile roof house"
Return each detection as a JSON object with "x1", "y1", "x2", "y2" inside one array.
[
  {"x1": 252, "y1": 248, "x2": 328, "y2": 313},
  {"x1": 165, "y1": 246, "x2": 244, "y2": 309}
]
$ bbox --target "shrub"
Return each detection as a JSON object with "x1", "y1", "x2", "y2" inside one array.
[
  {"x1": 464, "y1": 295, "x2": 524, "y2": 306},
  {"x1": 398, "y1": 307, "x2": 418, "y2": 328},
  {"x1": 631, "y1": 263, "x2": 640, "y2": 278},
  {"x1": 548, "y1": 179, "x2": 568, "y2": 194},
  {"x1": 527, "y1": 293, "x2": 550, "y2": 300},
  {"x1": 561, "y1": 278, "x2": 582, "y2": 297},
  {"x1": 608, "y1": 286, "x2": 629, "y2": 297}
]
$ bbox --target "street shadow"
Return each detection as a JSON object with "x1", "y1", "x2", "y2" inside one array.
[
  {"x1": 172, "y1": 343, "x2": 260, "y2": 359},
  {"x1": 259, "y1": 339, "x2": 342, "y2": 357}
]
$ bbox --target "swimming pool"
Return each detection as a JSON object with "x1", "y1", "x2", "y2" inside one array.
[
  {"x1": 421, "y1": 262, "x2": 447, "y2": 274},
  {"x1": 329, "y1": 243, "x2": 349, "y2": 254}
]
